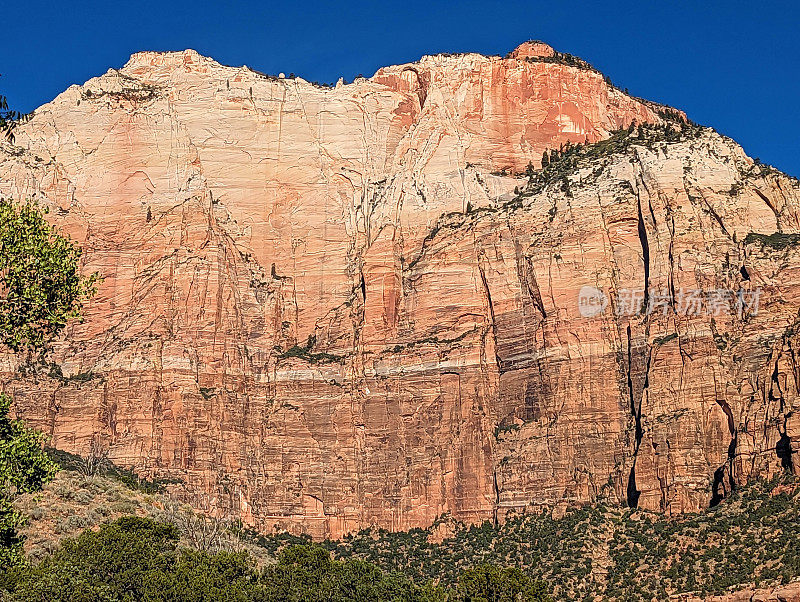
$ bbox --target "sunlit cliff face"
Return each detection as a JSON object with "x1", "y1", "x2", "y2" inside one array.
[{"x1": 0, "y1": 43, "x2": 797, "y2": 538}]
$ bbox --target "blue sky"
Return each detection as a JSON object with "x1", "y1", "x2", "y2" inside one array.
[{"x1": 3, "y1": 0, "x2": 798, "y2": 175}]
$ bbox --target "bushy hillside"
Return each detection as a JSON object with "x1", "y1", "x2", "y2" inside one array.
[
  {"x1": 317, "y1": 476, "x2": 800, "y2": 600},
  {"x1": 8, "y1": 455, "x2": 549, "y2": 600},
  {"x1": 13, "y1": 452, "x2": 273, "y2": 566},
  {"x1": 9, "y1": 452, "x2": 800, "y2": 600}
]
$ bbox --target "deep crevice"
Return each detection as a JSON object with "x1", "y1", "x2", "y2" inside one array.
[
  {"x1": 625, "y1": 325, "x2": 643, "y2": 508},
  {"x1": 492, "y1": 469, "x2": 500, "y2": 526},
  {"x1": 753, "y1": 188, "x2": 781, "y2": 224},
  {"x1": 522, "y1": 257, "x2": 547, "y2": 319},
  {"x1": 637, "y1": 199, "x2": 650, "y2": 310},
  {"x1": 668, "y1": 214, "x2": 677, "y2": 301},
  {"x1": 710, "y1": 398, "x2": 738, "y2": 507},
  {"x1": 740, "y1": 265, "x2": 750, "y2": 281},
  {"x1": 626, "y1": 326, "x2": 636, "y2": 417},
  {"x1": 710, "y1": 465, "x2": 727, "y2": 507},
  {"x1": 627, "y1": 466, "x2": 640, "y2": 508},
  {"x1": 777, "y1": 433, "x2": 795, "y2": 471}
]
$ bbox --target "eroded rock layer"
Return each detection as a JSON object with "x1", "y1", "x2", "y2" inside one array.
[{"x1": 0, "y1": 43, "x2": 798, "y2": 538}]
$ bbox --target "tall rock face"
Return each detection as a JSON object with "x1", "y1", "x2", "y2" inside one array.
[{"x1": 0, "y1": 42, "x2": 798, "y2": 538}]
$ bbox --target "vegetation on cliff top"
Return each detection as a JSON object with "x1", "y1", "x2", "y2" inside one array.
[
  {"x1": 0, "y1": 87, "x2": 28, "y2": 143},
  {"x1": 406, "y1": 117, "x2": 707, "y2": 269},
  {"x1": 520, "y1": 117, "x2": 702, "y2": 201}
]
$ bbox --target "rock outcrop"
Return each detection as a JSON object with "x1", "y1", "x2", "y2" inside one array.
[{"x1": 0, "y1": 42, "x2": 798, "y2": 538}]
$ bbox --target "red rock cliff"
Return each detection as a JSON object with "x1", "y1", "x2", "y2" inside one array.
[{"x1": 0, "y1": 43, "x2": 797, "y2": 538}]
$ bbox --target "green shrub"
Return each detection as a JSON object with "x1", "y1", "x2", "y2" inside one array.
[{"x1": 743, "y1": 232, "x2": 800, "y2": 250}]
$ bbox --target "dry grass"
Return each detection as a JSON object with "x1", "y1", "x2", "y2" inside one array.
[{"x1": 14, "y1": 469, "x2": 273, "y2": 565}]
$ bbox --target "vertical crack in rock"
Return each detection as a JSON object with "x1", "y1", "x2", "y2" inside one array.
[
  {"x1": 771, "y1": 353, "x2": 796, "y2": 472},
  {"x1": 636, "y1": 197, "x2": 650, "y2": 310},
  {"x1": 477, "y1": 252, "x2": 503, "y2": 371},
  {"x1": 702, "y1": 198, "x2": 731, "y2": 238},
  {"x1": 478, "y1": 244, "x2": 505, "y2": 524},
  {"x1": 359, "y1": 269, "x2": 367, "y2": 304},
  {"x1": 626, "y1": 465, "x2": 640, "y2": 509},
  {"x1": 667, "y1": 213, "x2": 677, "y2": 302},
  {"x1": 492, "y1": 469, "x2": 500, "y2": 526},
  {"x1": 771, "y1": 356, "x2": 785, "y2": 414},
  {"x1": 624, "y1": 181, "x2": 659, "y2": 509},
  {"x1": 625, "y1": 304, "x2": 653, "y2": 510},
  {"x1": 710, "y1": 398, "x2": 737, "y2": 507},
  {"x1": 753, "y1": 188, "x2": 781, "y2": 228},
  {"x1": 626, "y1": 325, "x2": 643, "y2": 508},
  {"x1": 517, "y1": 253, "x2": 547, "y2": 320},
  {"x1": 740, "y1": 265, "x2": 751, "y2": 281}
]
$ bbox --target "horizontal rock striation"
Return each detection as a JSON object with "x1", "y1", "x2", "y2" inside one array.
[{"x1": 0, "y1": 43, "x2": 798, "y2": 538}]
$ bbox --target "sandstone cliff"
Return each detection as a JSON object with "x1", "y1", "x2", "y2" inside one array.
[{"x1": 0, "y1": 42, "x2": 798, "y2": 538}]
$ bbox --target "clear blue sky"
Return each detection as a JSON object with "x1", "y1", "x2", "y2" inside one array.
[{"x1": 3, "y1": 0, "x2": 798, "y2": 175}]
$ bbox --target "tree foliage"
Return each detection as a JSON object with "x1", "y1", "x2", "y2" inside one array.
[
  {"x1": 0, "y1": 91, "x2": 27, "y2": 144},
  {"x1": 0, "y1": 394, "x2": 58, "y2": 494},
  {"x1": 0, "y1": 198, "x2": 96, "y2": 568},
  {"x1": 0, "y1": 198, "x2": 98, "y2": 352},
  {"x1": 0, "y1": 393, "x2": 58, "y2": 569},
  {"x1": 0, "y1": 516, "x2": 552, "y2": 601},
  {"x1": 455, "y1": 564, "x2": 551, "y2": 601},
  {"x1": 259, "y1": 544, "x2": 433, "y2": 601}
]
